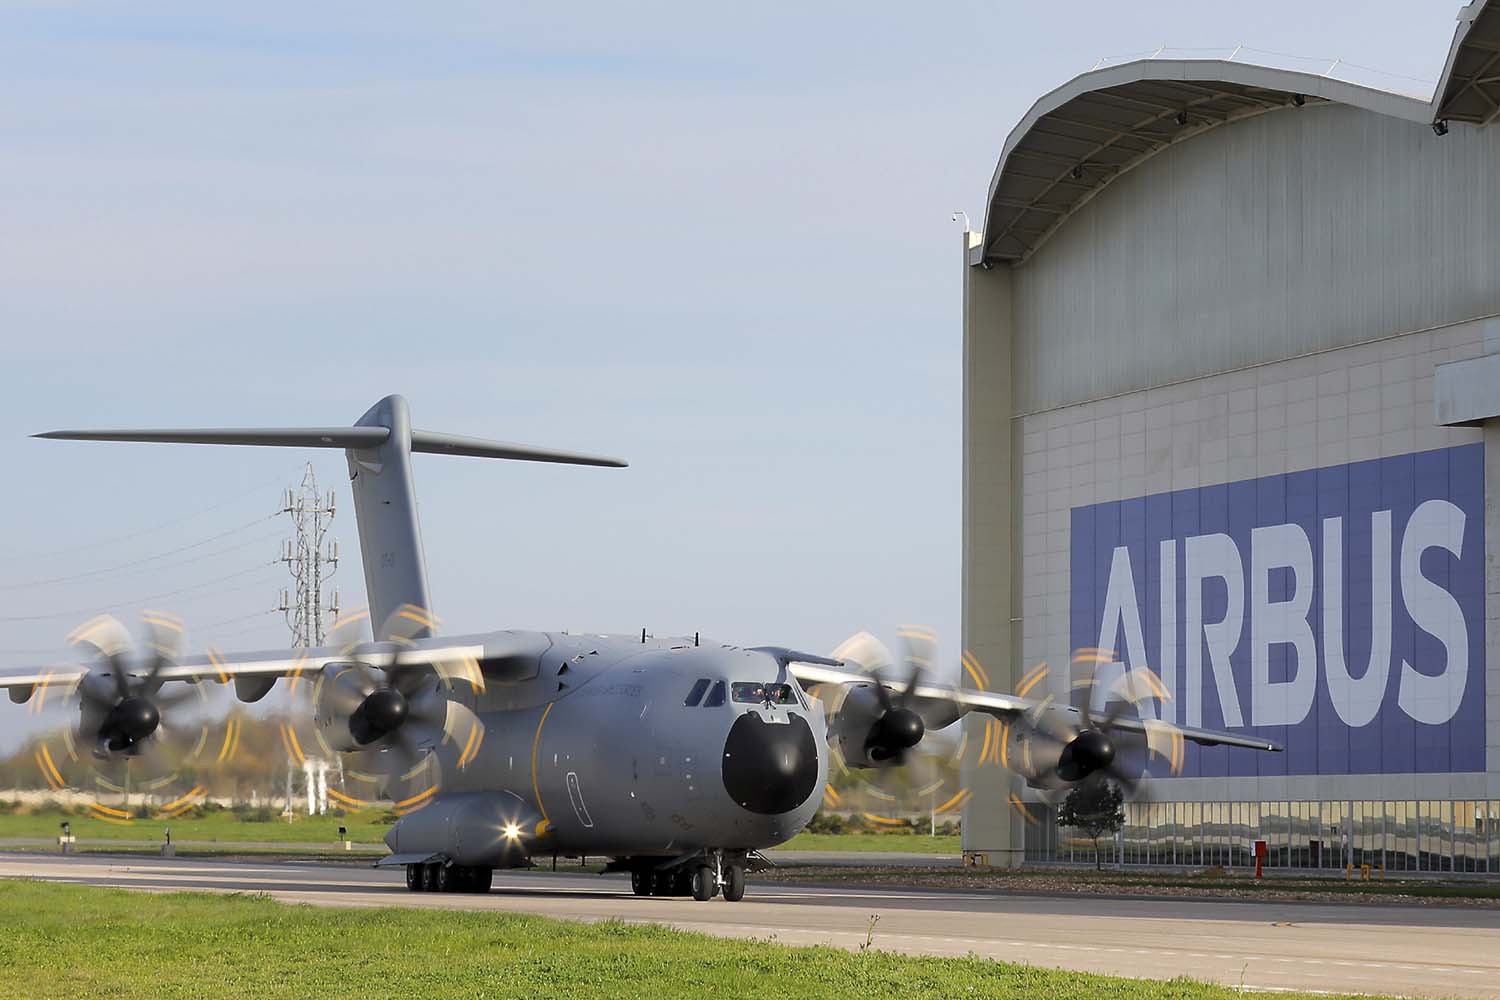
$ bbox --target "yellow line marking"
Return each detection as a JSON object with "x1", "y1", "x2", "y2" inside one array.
[
  {"x1": 207, "y1": 647, "x2": 228, "y2": 683},
  {"x1": 530, "y1": 702, "x2": 554, "y2": 830},
  {"x1": 1015, "y1": 662, "x2": 1049, "y2": 698},
  {"x1": 933, "y1": 787, "x2": 971, "y2": 814},
  {"x1": 280, "y1": 724, "x2": 306, "y2": 766},
  {"x1": 35, "y1": 747, "x2": 65, "y2": 790},
  {"x1": 961, "y1": 651, "x2": 990, "y2": 690},
  {"x1": 458, "y1": 719, "x2": 482, "y2": 768},
  {"x1": 161, "y1": 786, "x2": 205, "y2": 813},
  {"x1": 328, "y1": 788, "x2": 371, "y2": 809},
  {"x1": 394, "y1": 785, "x2": 437, "y2": 810}
]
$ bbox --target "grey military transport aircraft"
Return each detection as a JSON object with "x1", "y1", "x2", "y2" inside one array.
[{"x1": 0, "y1": 395, "x2": 1279, "y2": 901}]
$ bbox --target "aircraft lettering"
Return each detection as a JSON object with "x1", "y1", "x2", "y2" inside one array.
[{"x1": 1071, "y1": 444, "x2": 1485, "y2": 776}]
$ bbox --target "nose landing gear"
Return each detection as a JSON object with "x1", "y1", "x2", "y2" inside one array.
[{"x1": 627, "y1": 850, "x2": 749, "y2": 901}]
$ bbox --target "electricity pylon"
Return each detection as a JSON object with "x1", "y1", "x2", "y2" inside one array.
[{"x1": 277, "y1": 463, "x2": 339, "y2": 647}]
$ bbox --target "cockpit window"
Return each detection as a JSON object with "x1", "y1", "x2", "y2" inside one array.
[
  {"x1": 731, "y1": 681, "x2": 798, "y2": 705},
  {"x1": 684, "y1": 678, "x2": 710, "y2": 707},
  {"x1": 703, "y1": 680, "x2": 727, "y2": 708}
]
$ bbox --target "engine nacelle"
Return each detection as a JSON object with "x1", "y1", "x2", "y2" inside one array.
[
  {"x1": 383, "y1": 791, "x2": 542, "y2": 868},
  {"x1": 312, "y1": 660, "x2": 383, "y2": 752},
  {"x1": 824, "y1": 682, "x2": 889, "y2": 768}
]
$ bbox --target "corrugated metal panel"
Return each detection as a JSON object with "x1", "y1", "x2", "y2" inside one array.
[{"x1": 1011, "y1": 103, "x2": 1500, "y2": 414}]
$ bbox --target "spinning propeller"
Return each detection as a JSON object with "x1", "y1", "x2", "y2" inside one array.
[
  {"x1": 1002, "y1": 649, "x2": 1182, "y2": 801},
  {"x1": 29, "y1": 613, "x2": 227, "y2": 820},
  {"x1": 816, "y1": 628, "x2": 975, "y2": 824},
  {"x1": 284, "y1": 604, "x2": 485, "y2": 813}
]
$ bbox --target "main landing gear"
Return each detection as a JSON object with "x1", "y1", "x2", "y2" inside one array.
[
  {"x1": 629, "y1": 852, "x2": 747, "y2": 902},
  {"x1": 406, "y1": 862, "x2": 493, "y2": 894}
]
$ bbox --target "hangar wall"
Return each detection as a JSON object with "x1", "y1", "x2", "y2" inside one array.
[
  {"x1": 962, "y1": 65, "x2": 1500, "y2": 870},
  {"x1": 1011, "y1": 103, "x2": 1500, "y2": 415}
]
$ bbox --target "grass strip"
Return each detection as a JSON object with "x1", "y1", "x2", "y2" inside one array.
[{"x1": 0, "y1": 879, "x2": 1377, "y2": 1000}]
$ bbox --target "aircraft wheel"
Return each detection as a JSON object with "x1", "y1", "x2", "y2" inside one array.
[
  {"x1": 437, "y1": 864, "x2": 456, "y2": 892},
  {"x1": 631, "y1": 870, "x2": 652, "y2": 897},
  {"x1": 422, "y1": 863, "x2": 442, "y2": 892},
  {"x1": 722, "y1": 863, "x2": 746, "y2": 902},
  {"x1": 405, "y1": 864, "x2": 423, "y2": 892},
  {"x1": 690, "y1": 865, "x2": 714, "y2": 902}
]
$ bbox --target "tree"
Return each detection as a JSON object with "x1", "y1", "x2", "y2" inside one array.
[{"x1": 1056, "y1": 776, "x2": 1124, "y2": 869}]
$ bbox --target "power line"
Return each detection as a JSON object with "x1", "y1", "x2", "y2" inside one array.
[
  {"x1": 0, "y1": 607, "x2": 280, "y2": 659},
  {"x1": 0, "y1": 563, "x2": 280, "y2": 623},
  {"x1": 0, "y1": 470, "x2": 297, "y2": 561},
  {"x1": 0, "y1": 515, "x2": 280, "y2": 590}
]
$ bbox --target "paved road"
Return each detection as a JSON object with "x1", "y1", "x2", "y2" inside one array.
[
  {"x1": 0, "y1": 841, "x2": 951, "y2": 866},
  {"x1": 2, "y1": 853, "x2": 1496, "y2": 998}
]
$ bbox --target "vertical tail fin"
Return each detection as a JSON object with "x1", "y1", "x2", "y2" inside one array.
[
  {"x1": 35, "y1": 394, "x2": 628, "y2": 639},
  {"x1": 347, "y1": 395, "x2": 433, "y2": 638}
]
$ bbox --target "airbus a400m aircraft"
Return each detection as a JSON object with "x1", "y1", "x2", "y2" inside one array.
[{"x1": 1, "y1": 395, "x2": 1279, "y2": 901}]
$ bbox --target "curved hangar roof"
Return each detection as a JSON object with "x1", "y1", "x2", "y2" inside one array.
[{"x1": 977, "y1": 1, "x2": 1496, "y2": 266}]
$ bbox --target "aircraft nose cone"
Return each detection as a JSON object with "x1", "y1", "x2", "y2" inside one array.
[
  {"x1": 722, "y1": 712, "x2": 819, "y2": 815},
  {"x1": 356, "y1": 688, "x2": 409, "y2": 742},
  {"x1": 111, "y1": 696, "x2": 159, "y2": 742},
  {"x1": 1058, "y1": 729, "x2": 1115, "y2": 782}
]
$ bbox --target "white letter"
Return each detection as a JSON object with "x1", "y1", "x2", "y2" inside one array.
[
  {"x1": 1185, "y1": 533, "x2": 1245, "y2": 728},
  {"x1": 1095, "y1": 546, "x2": 1156, "y2": 721},
  {"x1": 1398, "y1": 499, "x2": 1469, "y2": 725},
  {"x1": 1250, "y1": 522, "x2": 1317, "y2": 726},
  {"x1": 1322, "y1": 512, "x2": 1392, "y2": 728}
]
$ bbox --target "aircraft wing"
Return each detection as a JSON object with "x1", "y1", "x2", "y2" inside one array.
[
  {"x1": 786, "y1": 660, "x2": 1281, "y2": 753},
  {"x1": 0, "y1": 641, "x2": 487, "y2": 704}
]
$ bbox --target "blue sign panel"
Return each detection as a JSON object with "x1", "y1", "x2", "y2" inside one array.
[{"x1": 1070, "y1": 444, "x2": 1485, "y2": 777}]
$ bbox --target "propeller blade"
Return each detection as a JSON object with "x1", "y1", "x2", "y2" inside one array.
[
  {"x1": 378, "y1": 603, "x2": 438, "y2": 646},
  {"x1": 829, "y1": 632, "x2": 895, "y2": 675},
  {"x1": 896, "y1": 625, "x2": 937, "y2": 692},
  {"x1": 154, "y1": 686, "x2": 200, "y2": 710},
  {"x1": 140, "y1": 611, "x2": 184, "y2": 694},
  {"x1": 867, "y1": 669, "x2": 893, "y2": 713},
  {"x1": 69, "y1": 615, "x2": 133, "y2": 700}
]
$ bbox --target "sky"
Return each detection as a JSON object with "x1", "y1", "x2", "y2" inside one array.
[{"x1": 0, "y1": 1, "x2": 1463, "y2": 749}]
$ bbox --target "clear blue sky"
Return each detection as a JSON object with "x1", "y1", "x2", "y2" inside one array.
[{"x1": 0, "y1": 2, "x2": 1460, "y2": 748}]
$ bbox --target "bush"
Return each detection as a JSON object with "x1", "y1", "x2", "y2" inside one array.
[{"x1": 231, "y1": 805, "x2": 277, "y2": 823}]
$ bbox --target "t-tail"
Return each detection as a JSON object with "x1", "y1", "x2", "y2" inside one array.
[{"x1": 35, "y1": 394, "x2": 626, "y2": 638}]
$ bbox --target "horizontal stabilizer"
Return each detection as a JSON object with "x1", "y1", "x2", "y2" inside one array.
[
  {"x1": 36, "y1": 426, "x2": 627, "y2": 468},
  {"x1": 35, "y1": 427, "x2": 388, "y2": 449},
  {"x1": 410, "y1": 430, "x2": 626, "y2": 467}
]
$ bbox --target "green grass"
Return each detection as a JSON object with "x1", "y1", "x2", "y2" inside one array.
[
  {"x1": 778, "y1": 832, "x2": 960, "y2": 853},
  {"x1": 0, "y1": 880, "x2": 1372, "y2": 1000},
  {"x1": 0, "y1": 808, "x2": 389, "y2": 845}
]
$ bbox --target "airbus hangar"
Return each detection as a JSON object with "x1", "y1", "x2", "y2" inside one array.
[{"x1": 960, "y1": 1, "x2": 1500, "y2": 871}]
